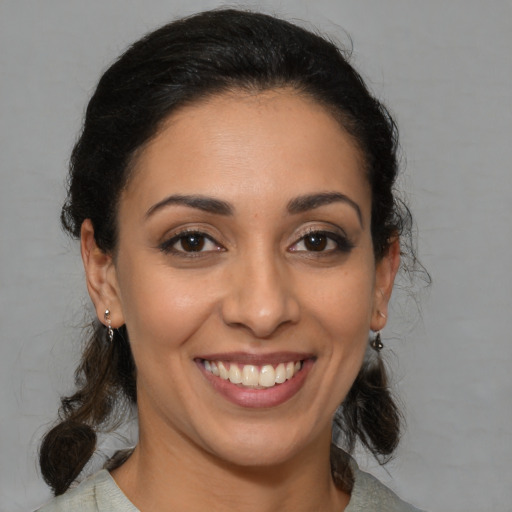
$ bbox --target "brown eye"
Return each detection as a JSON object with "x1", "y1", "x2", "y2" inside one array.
[
  {"x1": 160, "y1": 231, "x2": 223, "y2": 255},
  {"x1": 289, "y1": 230, "x2": 354, "y2": 254},
  {"x1": 179, "y1": 233, "x2": 206, "y2": 252},
  {"x1": 304, "y1": 233, "x2": 328, "y2": 251}
]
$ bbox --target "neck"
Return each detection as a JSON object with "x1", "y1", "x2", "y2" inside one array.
[{"x1": 111, "y1": 421, "x2": 349, "y2": 512}]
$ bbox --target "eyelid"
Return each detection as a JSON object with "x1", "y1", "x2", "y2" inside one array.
[
  {"x1": 289, "y1": 226, "x2": 354, "y2": 253},
  {"x1": 157, "y1": 223, "x2": 353, "y2": 256},
  {"x1": 296, "y1": 224, "x2": 347, "y2": 239},
  {"x1": 159, "y1": 228, "x2": 225, "y2": 255}
]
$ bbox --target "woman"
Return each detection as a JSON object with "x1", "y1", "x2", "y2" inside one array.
[{"x1": 38, "y1": 8, "x2": 423, "y2": 511}]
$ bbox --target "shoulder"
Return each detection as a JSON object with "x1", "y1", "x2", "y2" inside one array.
[
  {"x1": 348, "y1": 465, "x2": 425, "y2": 512},
  {"x1": 331, "y1": 445, "x2": 425, "y2": 512},
  {"x1": 35, "y1": 470, "x2": 138, "y2": 512}
]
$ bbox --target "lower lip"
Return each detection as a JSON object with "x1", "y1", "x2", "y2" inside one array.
[{"x1": 196, "y1": 359, "x2": 314, "y2": 408}]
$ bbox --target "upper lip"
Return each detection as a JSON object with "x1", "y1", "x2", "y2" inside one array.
[{"x1": 195, "y1": 351, "x2": 315, "y2": 366}]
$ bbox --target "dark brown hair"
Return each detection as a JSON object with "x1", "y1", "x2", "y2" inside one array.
[{"x1": 41, "y1": 8, "x2": 417, "y2": 495}]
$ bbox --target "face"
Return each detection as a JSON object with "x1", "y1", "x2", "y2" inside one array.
[{"x1": 84, "y1": 90, "x2": 398, "y2": 469}]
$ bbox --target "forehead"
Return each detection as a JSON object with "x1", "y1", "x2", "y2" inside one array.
[{"x1": 123, "y1": 90, "x2": 370, "y2": 216}]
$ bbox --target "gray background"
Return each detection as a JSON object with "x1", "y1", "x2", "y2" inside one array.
[{"x1": 1, "y1": 1, "x2": 511, "y2": 511}]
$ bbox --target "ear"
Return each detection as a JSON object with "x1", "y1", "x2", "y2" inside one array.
[
  {"x1": 371, "y1": 236, "x2": 401, "y2": 331},
  {"x1": 81, "y1": 219, "x2": 124, "y2": 328}
]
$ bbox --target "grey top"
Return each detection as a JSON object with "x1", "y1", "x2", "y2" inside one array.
[{"x1": 37, "y1": 450, "x2": 424, "y2": 511}]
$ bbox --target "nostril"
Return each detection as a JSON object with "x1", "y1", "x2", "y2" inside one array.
[{"x1": 222, "y1": 300, "x2": 300, "y2": 339}]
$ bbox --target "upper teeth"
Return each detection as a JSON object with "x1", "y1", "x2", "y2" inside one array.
[{"x1": 203, "y1": 360, "x2": 302, "y2": 388}]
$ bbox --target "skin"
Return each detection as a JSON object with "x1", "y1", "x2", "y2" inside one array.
[{"x1": 81, "y1": 89, "x2": 400, "y2": 512}]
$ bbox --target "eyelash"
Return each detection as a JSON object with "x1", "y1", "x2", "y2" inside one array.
[
  {"x1": 159, "y1": 229, "x2": 224, "y2": 256},
  {"x1": 158, "y1": 229, "x2": 354, "y2": 257},
  {"x1": 290, "y1": 229, "x2": 354, "y2": 254}
]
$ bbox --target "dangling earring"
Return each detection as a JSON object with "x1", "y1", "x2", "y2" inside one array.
[
  {"x1": 104, "y1": 309, "x2": 114, "y2": 343},
  {"x1": 371, "y1": 331, "x2": 384, "y2": 351}
]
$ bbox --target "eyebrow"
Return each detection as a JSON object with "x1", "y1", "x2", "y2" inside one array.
[
  {"x1": 145, "y1": 191, "x2": 362, "y2": 226},
  {"x1": 145, "y1": 194, "x2": 233, "y2": 218},
  {"x1": 287, "y1": 192, "x2": 363, "y2": 226}
]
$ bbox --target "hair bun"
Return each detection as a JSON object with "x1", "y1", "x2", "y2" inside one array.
[{"x1": 39, "y1": 420, "x2": 96, "y2": 496}]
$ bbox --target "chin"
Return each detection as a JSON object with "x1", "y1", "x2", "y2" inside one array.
[{"x1": 199, "y1": 418, "x2": 324, "y2": 469}]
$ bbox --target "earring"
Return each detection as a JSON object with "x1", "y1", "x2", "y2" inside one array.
[
  {"x1": 104, "y1": 309, "x2": 114, "y2": 343},
  {"x1": 371, "y1": 331, "x2": 384, "y2": 351}
]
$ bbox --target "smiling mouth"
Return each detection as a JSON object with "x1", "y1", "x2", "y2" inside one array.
[{"x1": 200, "y1": 359, "x2": 304, "y2": 389}]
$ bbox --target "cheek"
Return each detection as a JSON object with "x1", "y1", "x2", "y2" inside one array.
[
  {"x1": 302, "y1": 265, "x2": 375, "y2": 335},
  {"x1": 115, "y1": 255, "x2": 220, "y2": 357},
  {"x1": 301, "y1": 260, "x2": 375, "y2": 400}
]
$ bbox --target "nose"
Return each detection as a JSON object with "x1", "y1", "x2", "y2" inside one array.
[{"x1": 221, "y1": 252, "x2": 300, "y2": 338}]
